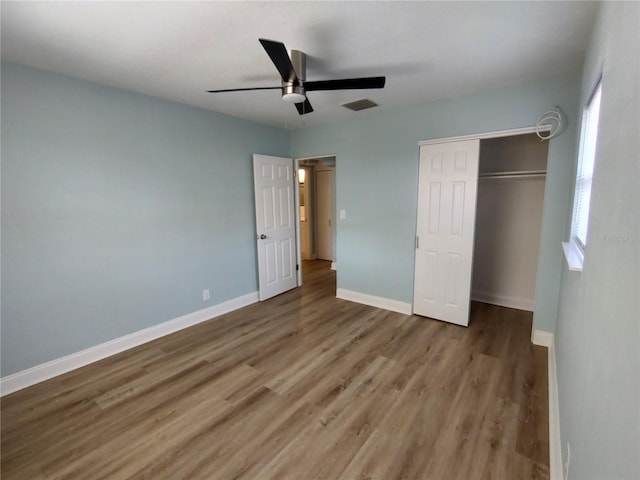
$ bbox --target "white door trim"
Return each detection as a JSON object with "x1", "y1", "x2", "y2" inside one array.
[
  {"x1": 294, "y1": 160, "x2": 303, "y2": 286},
  {"x1": 418, "y1": 125, "x2": 551, "y2": 146},
  {"x1": 295, "y1": 154, "x2": 337, "y2": 161}
]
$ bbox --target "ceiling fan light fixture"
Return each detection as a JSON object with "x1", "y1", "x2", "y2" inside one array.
[{"x1": 282, "y1": 84, "x2": 306, "y2": 103}]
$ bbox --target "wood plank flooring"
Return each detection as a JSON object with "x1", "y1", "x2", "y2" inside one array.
[{"x1": 1, "y1": 260, "x2": 549, "y2": 479}]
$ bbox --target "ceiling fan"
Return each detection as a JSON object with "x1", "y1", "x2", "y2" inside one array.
[{"x1": 207, "y1": 38, "x2": 386, "y2": 115}]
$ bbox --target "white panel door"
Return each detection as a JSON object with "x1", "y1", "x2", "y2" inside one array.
[
  {"x1": 253, "y1": 154, "x2": 297, "y2": 301},
  {"x1": 413, "y1": 140, "x2": 480, "y2": 326},
  {"x1": 316, "y1": 169, "x2": 334, "y2": 261}
]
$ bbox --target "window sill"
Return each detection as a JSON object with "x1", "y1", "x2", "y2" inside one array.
[{"x1": 562, "y1": 240, "x2": 584, "y2": 272}]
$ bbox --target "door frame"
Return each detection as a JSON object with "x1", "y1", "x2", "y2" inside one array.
[
  {"x1": 414, "y1": 124, "x2": 551, "y2": 317},
  {"x1": 418, "y1": 125, "x2": 550, "y2": 146},
  {"x1": 294, "y1": 154, "x2": 337, "y2": 286}
]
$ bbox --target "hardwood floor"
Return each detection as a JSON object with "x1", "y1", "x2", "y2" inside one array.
[{"x1": 1, "y1": 260, "x2": 549, "y2": 479}]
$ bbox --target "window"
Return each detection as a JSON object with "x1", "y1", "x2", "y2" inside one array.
[{"x1": 563, "y1": 80, "x2": 602, "y2": 271}]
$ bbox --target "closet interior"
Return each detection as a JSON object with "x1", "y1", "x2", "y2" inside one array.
[{"x1": 472, "y1": 133, "x2": 549, "y2": 312}]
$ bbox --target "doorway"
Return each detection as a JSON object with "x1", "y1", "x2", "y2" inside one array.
[
  {"x1": 472, "y1": 133, "x2": 548, "y2": 311},
  {"x1": 296, "y1": 156, "x2": 336, "y2": 284}
]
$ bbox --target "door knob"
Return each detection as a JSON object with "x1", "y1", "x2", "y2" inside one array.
[{"x1": 257, "y1": 234, "x2": 267, "y2": 240}]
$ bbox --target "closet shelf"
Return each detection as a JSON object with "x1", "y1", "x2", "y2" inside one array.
[{"x1": 479, "y1": 169, "x2": 546, "y2": 180}]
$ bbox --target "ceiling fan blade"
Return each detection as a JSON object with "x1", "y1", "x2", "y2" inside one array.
[
  {"x1": 259, "y1": 38, "x2": 298, "y2": 84},
  {"x1": 304, "y1": 76, "x2": 386, "y2": 91},
  {"x1": 294, "y1": 98, "x2": 314, "y2": 115},
  {"x1": 207, "y1": 86, "x2": 281, "y2": 93}
]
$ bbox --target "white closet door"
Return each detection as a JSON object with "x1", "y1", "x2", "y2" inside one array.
[{"x1": 413, "y1": 140, "x2": 480, "y2": 326}]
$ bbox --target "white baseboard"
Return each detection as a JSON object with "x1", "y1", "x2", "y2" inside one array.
[
  {"x1": 336, "y1": 288, "x2": 412, "y2": 315},
  {"x1": 472, "y1": 290, "x2": 534, "y2": 312},
  {"x1": 548, "y1": 336, "x2": 563, "y2": 480},
  {"x1": 532, "y1": 330, "x2": 563, "y2": 480},
  {"x1": 531, "y1": 329, "x2": 553, "y2": 348},
  {"x1": 0, "y1": 291, "x2": 259, "y2": 396}
]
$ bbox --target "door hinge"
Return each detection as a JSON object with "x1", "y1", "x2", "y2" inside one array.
[
  {"x1": 296, "y1": 264, "x2": 299, "y2": 271},
  {"x1": 416, "y1": 236, "x2": 420, "y2": 249}
]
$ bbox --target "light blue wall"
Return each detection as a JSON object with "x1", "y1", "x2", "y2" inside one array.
[
  {"x1": 1, "y1": 57, "x2": 593, "y2": 379},
  {"x1": 290, "y1": 73, "x2": 581, "y2": 334},
  {"x1": 1, "y1": 62, "x2": 289, "y2": 376},
  {"x1": 554, "y1": 2, "x2": 640, "y2": 478}
]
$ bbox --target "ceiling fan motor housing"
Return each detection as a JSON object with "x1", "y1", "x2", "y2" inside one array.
[
  {"x1": 282, "y1": 84, "x2": 306, "y2": 103},
  {"x1": 281, "y1": 50, "x2": 307, "y2": 103}
]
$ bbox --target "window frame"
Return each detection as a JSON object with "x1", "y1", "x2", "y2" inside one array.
[{"x1": 563, "y1": 79, "x2": 603, "y2": 271}]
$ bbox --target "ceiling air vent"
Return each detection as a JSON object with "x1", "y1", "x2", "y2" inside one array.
[{"x1": 341, "y1": 98, "x2": 378, "y2": 112}]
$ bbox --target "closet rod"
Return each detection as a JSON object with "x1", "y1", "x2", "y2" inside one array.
[{"x1": 479, "y1": 169, "x2": 546, "y2": 180}]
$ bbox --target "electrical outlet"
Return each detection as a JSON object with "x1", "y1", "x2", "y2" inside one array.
[
  {"x1": 564, "y1": 442, "x2": 571, "y2": 479},
  {"x1": 202, "y1": 289, "x2": 210, "y2": 301}
]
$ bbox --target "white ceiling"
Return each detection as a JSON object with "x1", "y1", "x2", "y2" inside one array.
[{"x1": 1, "y1": 1, "x2": 598, "y2": 129}]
